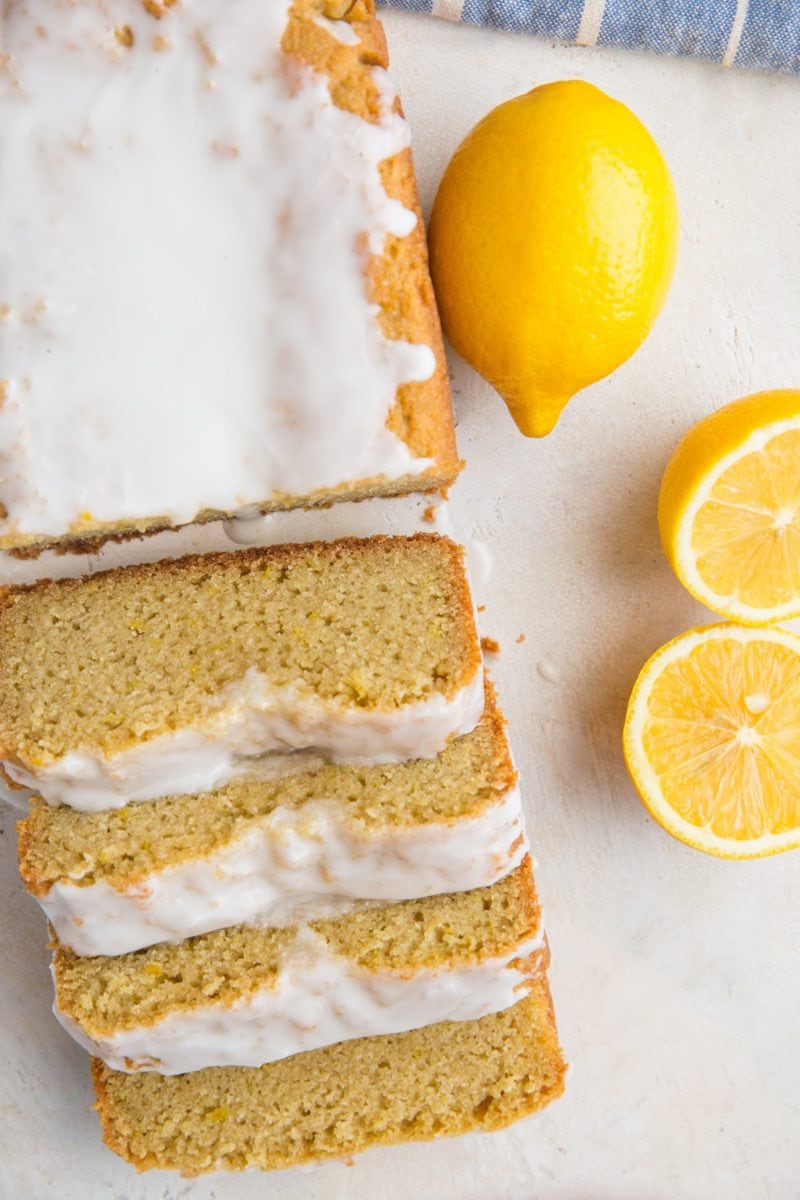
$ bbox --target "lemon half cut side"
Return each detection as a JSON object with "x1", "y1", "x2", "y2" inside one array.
[
  {"x1": 623, "y1": 623, "x2": 800, "y2": 858},
  {"x1": 659, "y1": 389, "x2": 800, "y2": 623}
]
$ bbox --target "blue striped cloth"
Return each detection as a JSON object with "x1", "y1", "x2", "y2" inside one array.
[{"x1": 378, "y1": 0, "x2": 800, "y2": 75}]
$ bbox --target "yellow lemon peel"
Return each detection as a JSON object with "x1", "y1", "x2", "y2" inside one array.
[{"x1": 428, "y1": 80, "x2": 678, "y2": 436}]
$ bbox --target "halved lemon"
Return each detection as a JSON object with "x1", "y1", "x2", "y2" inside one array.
[
  {"x1": 623, "y1": 623, "x2": 800, "y2": 858},
  {"x1": 659, "y1": 389, "x2": 800, "y2": 623}
]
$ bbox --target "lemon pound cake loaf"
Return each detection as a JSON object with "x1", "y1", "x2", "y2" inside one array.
[
  {"x1": 20, "y1": 689, "x2": 523, "y2": 956},
  {"x1": 52, "y1": 861, "x2": 543, "y2": 1074},
  {"x1": 0, "y1": 536, "x2": 483, "y2": 810},
  {"x1": 92, "y1": 982, "x2": 565, "y2": 1175},
  {"x1": 0, "y1": 0, "x2": 457, "y2": 555}
]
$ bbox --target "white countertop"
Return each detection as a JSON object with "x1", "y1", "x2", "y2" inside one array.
[{"x1": 0, "y1": 10, "x2": 798, "y2": 1199}]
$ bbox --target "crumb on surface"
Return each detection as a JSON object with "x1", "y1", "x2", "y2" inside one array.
[
  {"x1": 422, "y1": 505, "x2": 437, "y2": 524},
  {"x1": 481, "y1": 637, "x2": 500, "y2": 655},
  {"x1": 516, "y1": 633, "x2": 526, "y2": 644},
  {"x1": 142, "y1": 0, "x2": 176, "y2": 17},
  {"x1": 0, "y1": 49, "x2": 23, "y2": 93},
  {"x1": 193, "y1": 29, "x2": 217, "y2": 66},
  {"x1": 115, "y1": 25, "x2": 134, "y2": 47},
  {"x1": 211, "y1": 141, "x2": 240, "y2": 158},
  {"x1": 477, "y1": 604, "x2": 486, "y2": 613}
]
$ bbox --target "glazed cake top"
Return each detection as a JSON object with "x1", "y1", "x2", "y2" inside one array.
[{"x1": 0, "y1": 0, "x2": 435, "y2": 542}]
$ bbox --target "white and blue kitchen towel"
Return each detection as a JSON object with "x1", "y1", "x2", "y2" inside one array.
[{"x1": 378, "y1": 0, "x2": 800, "y2": 75}]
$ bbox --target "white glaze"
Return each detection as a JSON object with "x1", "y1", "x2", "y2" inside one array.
[
  {"x1": 312, "y1": 12, "x2": 362, "y2": 46},
  {"x1": 41, "y1": 786, "x2": 526, "y2": 956},
  {"x1": 0, "y1": 0, "x2": 434, "y2": 543},
  {"x1": 4, "y1": 669, "x2": 485, "y2": 810},
  {"x1": 54, "y1": 924, "x2": 543, "y2": 1074}
]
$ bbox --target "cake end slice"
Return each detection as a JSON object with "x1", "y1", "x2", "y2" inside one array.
[{"x1": 91, "y1": 984, "x2": 566, "y2": 1175}]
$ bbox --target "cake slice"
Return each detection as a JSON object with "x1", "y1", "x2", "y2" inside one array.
[
  {"x1": 20, "y1": 687, "x2": 523, "y2": 956},
  {"x1": 0, "y1": 536, "x2": 482, "y2": 810},
  {"x1": 0, "y1": 0, "x2": 458, "y2": 555},
  {"x1": 52, "y1": 860, "x2": 543, "y2": 1074},
  {"x1": 92, "y1": 982, "x2": 565, "y2": 1174}
]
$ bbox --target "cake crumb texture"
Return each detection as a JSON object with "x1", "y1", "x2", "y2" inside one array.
[
  {"x1": 19, "y1": 685, "x2": 513, "y2": 893},
  {"x1": 0, "y1": 535, "x2": 478, "y2": 764},
  {"x1": 92, "y1": 984, "x2": 566, "y2": 1174},
  {"x1": 53, "y1": 860, "x2": 541, "y2": 1037}
]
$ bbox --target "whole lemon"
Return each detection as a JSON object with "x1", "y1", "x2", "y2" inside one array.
[{"x1": 427, "y1": 80, "x2": 679, "y2": 437}]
